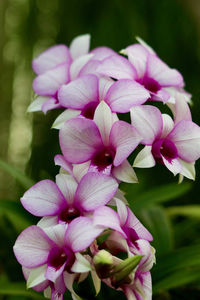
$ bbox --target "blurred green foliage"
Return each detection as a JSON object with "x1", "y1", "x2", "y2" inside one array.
[{"x1": 1, "y1": 0, "x2": 200, "y2": 299}]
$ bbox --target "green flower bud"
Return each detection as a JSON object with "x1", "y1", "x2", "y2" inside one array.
[{"x1": 93, "y1": 250, "x2": 113, "y2": 279}]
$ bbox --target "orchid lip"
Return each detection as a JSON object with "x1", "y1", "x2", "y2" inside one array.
[
  {"x1": 81, "y1": 101, "x2": 98, "y2": 119},
  {"x1": 48, "y1": 246, "x2": 75, "y2": 273},
  {"x1": 152, "y1": 138, "x2": 178, "y2": 164},
  {"x1": 142, "y1": 76, "x2": 161, "y2": 93},
  {"x1": 59, "y1": 206, "x2": 81, "y2": 223},
  {"x1": 91, "y1": 147, "x2": 115, "y2": 172},
  {"x1": 48, "y1": 247, "x2": 68, "y2": 270}
]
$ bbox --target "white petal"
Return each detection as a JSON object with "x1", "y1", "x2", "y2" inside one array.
[
  {"x1": 161, "y1": 114, "x2": 174, "y2": 138},
  {"x1": 93, "y1": 101, "x2": 113, "y2": 146},
  {"x1": 133, "y1": 146, "x2": 155, "y2": 168},
  {"x1": 112, "y1": 160, "x2": 138, "y2": 183},
  {"x1": 27, "y1": 96, "x2": 49, "y2": 112},
  {"x1": 27, "y1": 265, "x2": 47, "y2": 289},
  {"x1": 71, "y1": 253, "x2": 92, "y2": 273},
  {"x1": 70, "y1": 53, "x2": 94, "y2": 80},
  {"x1": 52, "y1": 109, "x2": 80, "y2": 129},
  {"x1": 179, "y1": 159, "x2": 195, "y2": 180},
  {"x1": 73, "y1": 161, "x2": 90, "y2": 182},
  {"x1": 69, "y1": 34, "x2": 90, "y2": 60},
  {"x1": 56, "y1": 174, "x2": 78, "y2": 205}
]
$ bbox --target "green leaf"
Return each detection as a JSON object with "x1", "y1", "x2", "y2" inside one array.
[
  {"x1": 153, "y1": 268, "x2": 200, "y2": 293},
  {"x1": 127, "y1": 182, "x2": 192, "y2": 213},
  {"x1": 0, "y1": 200, "x2": 32, "y2": 231},
  {"x1": 138, "y1": 206, "x2": 173, "y2": 256},
  {"x1": 152, "y1": 244, "x2": 200, "y2": 292},
  {"x1": 167, "y1": 205, "x2": 200, "y2": 219},
  {"x1": 0, "y1": 282, "x2": 44, "y2": 299},
  {"x1": 0, "y1": 159, "x2": 35, "y2": 189}
]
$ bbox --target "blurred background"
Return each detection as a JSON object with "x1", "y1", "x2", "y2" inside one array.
[{"x1": 1, "y1": 0, "x2": 200, "y2": 299}]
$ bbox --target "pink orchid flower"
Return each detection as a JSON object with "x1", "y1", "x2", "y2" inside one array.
[
  {"x1": 55, "y1": 73, "x2": 149, "y2": 125},
  {"x1": 59, "y1": 101, "x2": 141, "y2": 183},
  {"x1": 131, "y1": 105, "x2": 200, "y2": 178},
  {"x1": 29, "y1": 34, "x2": 115, "y2": 114},
  {"x1": 13, "y1": 219, "x2": 103, "y2": 299},
  {"x1": 20, "y1": 172, "x2": 118, "y2": 224},
  {"x1": 97, "y1": 38, "x2": 184, "y2": 103}
]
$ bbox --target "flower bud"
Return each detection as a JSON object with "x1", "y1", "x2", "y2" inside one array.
[
  {"x1": 111, "y1": 255, "x2": 143, "y2": 288},
  {"x1": 93, "y1": 250, "x2": 113, "y2": 279}
]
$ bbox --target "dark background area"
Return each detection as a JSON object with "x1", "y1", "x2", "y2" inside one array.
[{"x1": 1, "y1": 0, "x2": 200, "y2": 299}]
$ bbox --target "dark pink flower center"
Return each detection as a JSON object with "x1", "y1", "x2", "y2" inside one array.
[
  {"x1": 81, "y1": 101, "x2": 98, "y2": 119},
  {"x1": 152, "y1": 138, "x2": 178, "y2": 164},
  {"x1": 143, "y1": 76, "x2": 161, "y2": 93},
  {"x1": 48, "y1": 248, "x2": 68, "y2": 270},
  {"x1": 91, "y1": 148, "x2": 115, "y2": 172},
  {"x1": 59, "y1": 206, "x2": 80, "y2": 223}
]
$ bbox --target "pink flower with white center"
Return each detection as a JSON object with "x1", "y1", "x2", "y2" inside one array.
[
  {"x1": 131, "y1": 105, "x2": 200, "y2": 179},
  {"x1": 56, "y1": 73, "x2": 149, "y2": 123},
  {"x1": 97, "y1": 38, "x2": 184, "y2": 103},
  {"x1": 29, "y1": 34, "x2": 115, "y2": 114},
  {"x1": 20, "y1": 172, "x2": 118, "y2": 224},
  {"x1": 59, "y1": 101, "x2": 142, "y2": 183},
  {"x1": 13, "y1": 219, "x2": 103, "y2": 299}
]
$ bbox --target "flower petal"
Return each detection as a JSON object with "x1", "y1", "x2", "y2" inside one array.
[
  {"x1": 93, "y1": 101, "x2": 113, "y2": 146},
  {"x1": 73, "y1": 162, "x2": 90, "y2": 182},
  {"x1": 58, "y1": 74, "x2": 99, "y2": 109},
  {"x1": 78, "y1": 59, "x2": 101, "y2": 77},
  {"x1": 133, "y1": 146, "x2": 155, "y2": 168},
  {"x1": 27, "y1": 96, "x2": 50, "y2": 112},
  {"x1": 93, "y1": 206, "x2": 125, "y2": 236},
  {"x1": 70, "y1": 53, "x2": 94, "y2": 80},
  {"x1": 56, "y1": 174, "x2": 78, "y2": 205},
  {"x1": 43, "y1": 224, "x2": 67, "y2": 247},
  {"x1": 110, "y1": 121, "x2": 142, "y2": 166},
  {"x1": 71, "y1": 253, "x2": 92, "y2": 273},
  {"x1": 41, "y1": 98, "x2": 61, "y2": 114},
  {"x1": 69, "y1": 34, "x2": 90, "y2": 60},
  {"x1": 167, "y1": 120, "x2": 200, "y2": 162},
  {"x1": 65, "y1": 217, "x2": 103, "y2": 252},
  {"x1": 130, "y1": 105, "x2": 163, "y2": 145},
  {"x1": 46, "y1": 261, "x2": 66, "y2": 282},
  {"x1": 168, "y1": 91, "x2": 192, "y2": 124},
  {"x1": 13, "y1": 225, "x2": 54, "y2": 268},
  {"x1": 74, "y1": 173, "x2": 118, "y2": 211},
  {"x1": 91, "y1": 46, "x2": 116, "y2": 60},
  {"x1": 27, "y1": 265, "x2": 47, "y2": 289},
  {"x1": 105, "y1": 79, "x2": 149, "y2": 113},
  {"x1": 162, "y1": 156, "x2": 182, "y2": 176},
  {"x1": 161, "y1": 114, "x2": 174, "y2": 138},
  {"x1": 179, "y1": 159, "x2": 195, "y2": 180},
  {"x1": 52, "y1": 109, "x2": 80, "y2": 129},
  {"x1": 32, "y1": 45, "x2": 71, "y2": 75},
  {"x1": 21, "y1": 180, "x2": 66, "y2": 216},
  {"x1": 97, "y1": 54, "x2": 137, "y2": 80},
  {"x1": 54, "y1": 154, "x2": 73, "y2": 174},
  {"x1": 126, "y1": 208, "x2": 153, "y2": 241},
  {"x1": 98, "y1": 77, "x2": 114, "y2": 100},
  {"x1": 112, "y1": 160, "x2": 138, "y2": 183},
  {"x1": 147, "y1": 55, "x2": 184, "y2": 87},
  {"x1": 59, "y1": 117, "x2": 102, "y2": 163},
  {"x1": 33, "y1": 64, "x2": 70, "y2": 96}
]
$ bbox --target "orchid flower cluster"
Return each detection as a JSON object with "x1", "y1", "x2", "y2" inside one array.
[{"x1": 13, "y1": 34, "x2": 200, "y2": 300}]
